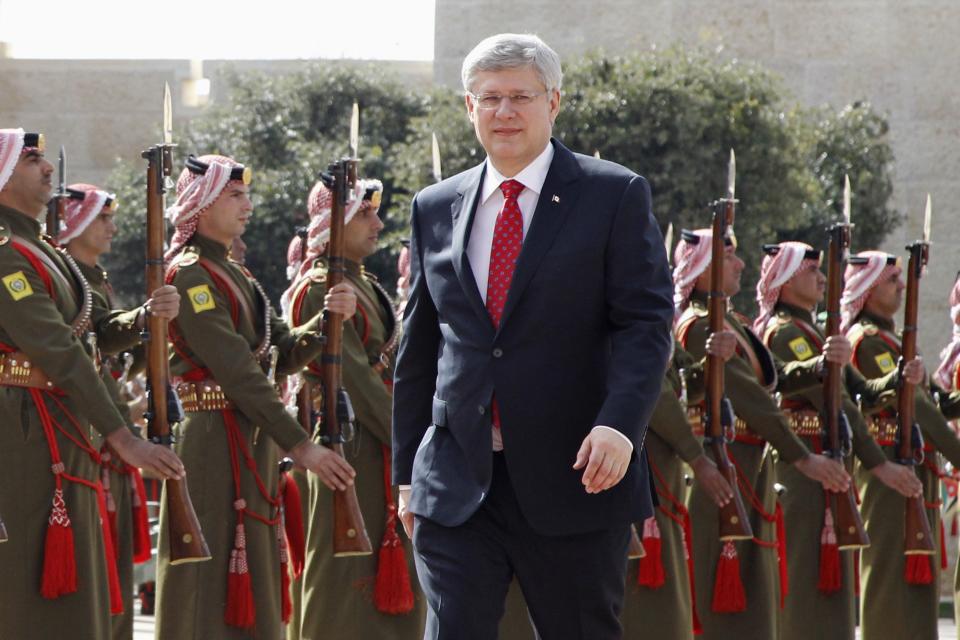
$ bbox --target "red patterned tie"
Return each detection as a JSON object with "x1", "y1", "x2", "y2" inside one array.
[
  {"x1": 485, "y1": 179, "x2": 525, "y2": 327},
  {"x1": 486, "y1": 179, "x2": 525, "y2": 448}
]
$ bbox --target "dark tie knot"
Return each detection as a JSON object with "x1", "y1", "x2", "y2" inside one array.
[{"x1": 499, "y1": 179, "x2": 525, "y2": 201}]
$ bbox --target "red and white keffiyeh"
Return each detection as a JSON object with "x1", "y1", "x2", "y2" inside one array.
[
  {"x1": 840, "y1": 250, "x2": 900, "y2": 333},
  {"x1": 754, "y1": 242, "x2": 819, "y2": 334},
  {"x1": 934, "y1": 277, "x2": 960, "y2": 390},
  {"x1": 672, "y1": 229, "x2": 712, "y2": 315},
  {"x1": 0, "y1": 128, "x2": 27, "y2": 192},
  {"x1": 58, "y1": 183, "x2": 113, "y2": 244}
]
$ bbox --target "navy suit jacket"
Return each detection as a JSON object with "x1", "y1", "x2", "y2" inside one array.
[{"x1": 392, "y1": 139, "x2": 674, "y2": 536}]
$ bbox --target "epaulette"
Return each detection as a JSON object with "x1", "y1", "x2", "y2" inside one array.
[
  {"x1": 361, "y1": 267, "x2": 379, "y2": 283},
  {"x1": 845, "y1": 321, "x2": 872, "y2": 353},
  {"x1": 178, "y1": 246, "x2": 201, "y2": 267},
  {"x1": 309, "y1": 270, "x2": 327, "y2": 284},
  {"x1": 0, "y1": 222, "x2": 9, "y2": 247},
  {"x1": 776, "y1": 310, "x2": 793, "y2": 325}
]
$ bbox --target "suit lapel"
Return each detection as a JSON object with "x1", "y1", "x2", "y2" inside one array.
[
  {"x1": 497, "y1": 142, "x2": 582, "y2": 332},
  {"x1": 450, "y1": 164, "x2": 493, "y2": 328}
]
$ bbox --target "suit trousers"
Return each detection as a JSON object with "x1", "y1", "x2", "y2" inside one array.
[{"x1": 413, "y1": 452, "x2": 631, "y2": 640}]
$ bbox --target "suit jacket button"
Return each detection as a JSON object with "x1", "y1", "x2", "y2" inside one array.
[
  {"x1": 492, "y1": 348, "x2": 503, "y2": 358},
  {"x1": 478, "y1": 405, "x2": 486, "y2": 416}
]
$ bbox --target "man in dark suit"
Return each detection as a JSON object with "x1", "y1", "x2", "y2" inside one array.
[{"x1": 392, "y1": 33, "x2": 674, "y2": 640}]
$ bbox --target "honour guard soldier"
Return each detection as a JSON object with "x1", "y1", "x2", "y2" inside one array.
[
  {"x1": 60, "y1": 183, "x2": 169, "y2": 640},
  {"x1": 155, "y1": 154, "x2": 358, "y2": 640},
  {"x1": 844, "y1": 251, "x2": 960, "y2": 639},
  {"x1": 0, "y1": 130, "x2": 184, "y2": 640},
  {"x1": 754, "y1": 242, "x2": 922, "y2": 640},
  {"x1": 284, "y1": 177, "x2": 425, "y2": 639},
  {"x1": 672, "y1": 229, "x2": 849, "y2": 640}
]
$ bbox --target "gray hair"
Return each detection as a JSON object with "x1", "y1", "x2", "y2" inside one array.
[{"x1": 461, "y1": 33, "x2": 563, "y2": 94}]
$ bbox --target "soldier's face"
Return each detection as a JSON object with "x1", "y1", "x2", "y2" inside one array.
[
  {"x1": 864, "y1": 269, "x2": 904, "y2": 318},
  {"x1": 781, "y1": 263, "x2": 825, "y2": 309},
  {"x1": 70, "y1": 210, "x2": 116, "y2": 259},
  {"x1": 693, "y1": 245, "x2": 743, "y2": 297},
  {"x1": 197, "y1": 183, "x2": 252, "y2": 245},
  {"x1": 343, "y1": 203, "x2": 384, "y2": 262},
  {"x1": 0, "y1": 150, "x2": 54, "y2": 216},
  {"x1": 466, "y1": 65, "x2": 560, "y2": 177}
]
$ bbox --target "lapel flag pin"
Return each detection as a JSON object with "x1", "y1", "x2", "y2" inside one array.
[{"x1": 552, "y1": 195, "x2": 560, "y2": 203}]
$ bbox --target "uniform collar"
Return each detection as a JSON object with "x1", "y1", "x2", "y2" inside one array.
[
  {"x1": 480, "y1": 142, "x2": 555, "y2": 205},
  {"x1": 775, "y1": 300, "x2": 816, "y2": 324},
  {"x1": 191, "y1": 233, "x2": 229, "y2": 262},
  {"x1": 75, "y1": 260, "x2": 107, "y2": 285},
  {"x1": 0, "y1": 203, "x2": 42, "y2": 238},
  {"x1": 859, "y1": 308, "x2": 895, "y2": 332}
]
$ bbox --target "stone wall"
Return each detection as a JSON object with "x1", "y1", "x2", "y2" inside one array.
[{"x1": 435, "y1": 0, "x2": 960, "y2": 361}]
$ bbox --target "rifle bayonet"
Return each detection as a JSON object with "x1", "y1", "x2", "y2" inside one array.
[
  {"x1": 843, "y1": 175, "x2": 852, "y2": 228},
  {"x1": 163, "y1": 83, "x2": 173, "y2": 146},
  {"x1": 726, "y1": 149, "x2": 736, "y2": 202},
  {"x1": 923, "y1": 194, "x2": 932, "y2": 245},
  {"x1": 431, "y1": 132, "x2": 443, "y2": 183},
  {"x1": 350, "y1": 101, "x2": 360, "y2": 159},
  {"x1": 664, "y1": 222, "x2": 674, "y2": 263}
]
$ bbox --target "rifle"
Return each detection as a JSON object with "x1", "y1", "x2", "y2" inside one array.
[
  {"x1": 705, "y1": 150, "x2": 753, "y2": 541},
  {"x1": 896, "y1": 195, "x2": 935, "y2": 556},
  {"x1": 822, "y1": 176, "x2": 868, "y2": 549},
  {"x1": 141, "y1": 83, "x2": 210, "y2": 565},
  {"x1": 45, "y1": 146, "x2": 66, "y2": 241}
]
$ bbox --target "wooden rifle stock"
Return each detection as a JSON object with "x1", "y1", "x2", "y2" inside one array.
[
  {"x1": 706, "y1": 198, "x2": 753, "y2": 541},
  {"x1": 142, "y1": 144, "x2": 210, "y2": 565},
  {"x1": 823, "y1": 224, "x2": 869, "y2": 549},
  {"x1": 320, "y1": 160, "x2": 372, "y2": 557},
  {"x1": 898, "y1": 242, "x2": 935, "y2": 555}
]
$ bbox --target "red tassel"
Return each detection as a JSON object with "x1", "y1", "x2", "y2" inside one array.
[
  {"x1": 711, "y1": 541, "x2": 746, "y2": 613},
  {"x1": 281, "y1": 472, "x2": 305, "y2": 579},
  {"x1": 680, "y1": 512, "x2": 702, "y2": 634},
  {"x1": 774, "y1": 502, "x2": 788, "y2": 609},
  {"x1": 225, "y1": 523, "x2": 256, "y2": 628},
  {"x1": 817, "y1": 507, "x2": 842, "y2": 595},
  {"x1": 904, "y1": 554, "x2": 933, "y2": 585},
  {"x1": 41, "y1": 488, "x2": 78, "y2": 599},
  {"x1": 279, "y1": 525, "x2": 293, "y2": 624},
  {"x1": 131, "y1": 469, "x2": 152, "y2": 564},
  {"x1": 100, "y1": 459, "x2": 119, "y2": 562},
  {"x1": 951, "y1": 514, "x2": 957, "y2": 537},
  {"x1": 96, "y1": 486, "x2": 124, "y2": 615},
  {"x1": 637, "y1": 516, "x2": 665, "y2": 588},
  {"x1": 374, "y1": 505, "x2": 415, "y2": 614},
  {"x1": 940, "y1": 519, "x2": 948, "y2": 570}
]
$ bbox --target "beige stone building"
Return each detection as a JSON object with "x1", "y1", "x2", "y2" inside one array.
[{"x1": 435, "y1": 0, "x2": 960, "y2": 362}]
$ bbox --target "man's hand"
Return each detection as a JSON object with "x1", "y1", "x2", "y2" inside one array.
[
  {"x1": 794, "y1": 454, "x2": 851, "y2": 493},
  {"x1": 324, "y1": 282, "x2": 357, "y2": 320},
  {"x1": 145, "y1": 285, "x2": 181, "y2": 321},
  {"x1": 573, "y1": 427, "x2": 632, "y2": 494},
  {"x1": 870, "y1": 460, "x2": 923, "y2": 498},
  {"x1": 289, "y1": 440, "x2": 356, "y2": 491},
  {"x1": 705, "y1": 330, "x2": 737, "y2": 362},
  {"x1": 106, "y1": 428, "x2": 185, "y2": 480},
  {"x1": 902, "y1": 357, "x2": 925, "y2": 386},
  {"x1": 398, "y1": 487, "x2": 414, "y2": 539},
  {"x1": 690, "y1": 454, "x2": 735, "y2": 507},
  {"x1": 821, "y1": 335, "x2": 853, "y2": 366}
]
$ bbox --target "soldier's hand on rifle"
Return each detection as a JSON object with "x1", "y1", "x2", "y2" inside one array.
[
  {"x1": 106, "y1": 427, "x2": 185, "y2": 480},
  {"x1": 573, "y1": 427, "x2": 633, "y2": 494},
  {"x1": 705, "y1": 330, "x2": 737, "y2": 362},
  {"x1": 288, "y1": 439, "x2": 356, "y2": 491},
  {"x1": 794, "y1": 453, "x2": 851, "y2": 493},
  {"x1": 870, "y1": 460, "x2": 923, "y2": 498},
  {"x1": 144, "y1": 285, "x2": 181, "y2": 321},
  {"x1": 821, "y1": 335, "x2": 852, "y2": 366},
  {"x1": 690, "y1": 454, "x2": 735, "y2": 506},
  {"x1": 324, "y1": 282, "x2": 357, "y2": 320},
  {"x1": 902, "y1": 357, "x2": 925, "y2": 385}
]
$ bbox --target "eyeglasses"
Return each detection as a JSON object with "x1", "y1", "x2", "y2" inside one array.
[{"x1": 468, "y1": 91, "x2": 547, "y2": 110}]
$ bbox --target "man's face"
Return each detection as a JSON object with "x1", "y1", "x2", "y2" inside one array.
[
  {"x1": 781, "y1": 262, "x2": 825, "y2": 310},
  {"x1": 197, "y1": 183, "x2": 252, "y2": 244},
  {"x1": 693, "y1": 245, "x2": 744, "y2": 297},
  {"x1": 343, "y1": 202, "x2": 384, "y2": 262},
  {"x1": 1, "y1": 150, "x2": 54, "y2": 215},
  {"x1": 70, "y1": 209, "x2": 116, "y2": 258},
  {"x1": 864, "y1": 268, "x2": 905, "y2": 319},
  {"x1": 465, "y1": 65, "x2": 560, "y2": 176}
]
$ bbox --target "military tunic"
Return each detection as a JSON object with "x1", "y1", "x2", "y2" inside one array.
[
  {"x1": 0, "y1": 205, "x2": 134, "y2": 640},
  {"x1": 761, "y1": 303, "x2": 891, "y2": 640},
  {"x1": 678, "y1": 291, "x2": 819, "y2": 640},
  {"x1": 155, "y1": 234, "x2": 326, "y2": 640},
  {"x1": 77, "y1": 259, "x2": 148, "y2": 640},
  {"x1": 291, "y1": 258, "x2": 425, "y2": 639},
  {"x1": 848, "y1": 310, "x2": 960, "y2": 640}
]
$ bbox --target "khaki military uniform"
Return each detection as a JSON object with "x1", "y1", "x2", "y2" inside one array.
[
  {"x1": 155, "y1": 234, "x2": 325, "y2": 640},
  {"x1": 76, "y1": 259, "x2": 151, "y2": 640},
  {"x1": 678, "y1": 291, "x2": 820, "y2": 640},
  {"x1": 0, "y1": 205, "x2": 137, "y2": 640},
  {"x1": 848, "y1": 310, "x2": 960, "y2": 640},
  {"x1": 761, "y1": 302, "x2": 893, "y2": 640},
  {"x1": 934, "y1": 364, "x2": 960, "y2": 623},
  {"x1": 290, "y1": 258, "x2": 425, "y2": 639}
]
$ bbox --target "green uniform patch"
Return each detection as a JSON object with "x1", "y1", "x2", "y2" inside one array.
[
  {"x1": 789, "y1": 336, "x2": 814, "y2": 360},
  {"x1": 187, "y1": 284, "x2": 215, "y2": 313},
  {"x1": 3, "y1": 271, "x2": 33, "y2": 300},
  {"x1": 874, "y1": 352, "x2": 896, "y2": 374}
]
